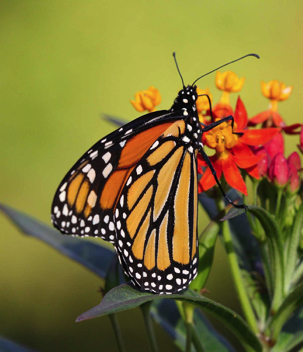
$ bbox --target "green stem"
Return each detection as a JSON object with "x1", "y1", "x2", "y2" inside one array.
[
  {"x1": 216, "y1": 199, "x2": 258, "y2": 334},
  {"x1": 275, "y1": 188, "x2": 283, "y2": 219},
  {"x1": 140, "y1": 301, "x2": 159, "y2": 352},
  {"x1": 183, "y1": 303, "x2": 194, "y2": 352},
  {"x1": 292, "y1": 261, "x2": 303, "y2": 286},
  {"x1": 252, "y1": 179, "x2": 259, "y2": 206},
  {"x1": 260, "y1": 243, "x2": 273, "y2": 297},
  {"x1": 108, "y1": 313, "x2": 126, "y2": 352}
]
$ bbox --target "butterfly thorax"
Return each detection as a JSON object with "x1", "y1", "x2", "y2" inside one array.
[{"x1": 170, "y1": 85, "x2": 202, "y2": 151}]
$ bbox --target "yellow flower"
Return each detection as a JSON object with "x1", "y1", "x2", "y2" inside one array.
[
  {"x1": 205, "y1": 121, "x2": 238, "y2": 153},
  {"x1": 196, "y1": 87, "x2": 212, "y2": 113},
  {"x1": 261, "y1": 80, "x2": 292, "y2": 111},
  {"x1": 215, "y1": 71, "x2": 245, "y2": 107},
  {"x1": 215, "y1": 71, "x2": 245, "y2": 93},
  {"x1": 130, "y1": 86, "x2": 161, "y2": 112}
]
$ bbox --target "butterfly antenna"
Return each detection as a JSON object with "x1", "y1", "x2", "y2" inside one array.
[
  {"x1": 192, "y1": 53, "x2": 260, "y2": 86},
  {"x1": 173, "y1": 52, "x2": 185, "y2": 88}
]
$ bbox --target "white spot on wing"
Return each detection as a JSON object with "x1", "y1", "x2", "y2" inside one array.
[
  {"x1": 87, "y1": 191, "x2": 97, "y2": 207},
  {"x1": 136, "y1": 165, "x2": 143, "y2": 175},
  {"x1": 90, "y1": 151, "x2": 98, "y2": 159},
  {"x1": 102, "y1": 152, "x2": 111, "y2": 163},
  {"x1": 150, "y1": 140, "x2": 159, "y2": 150},
  {"x1": 82, "y1": 164, "x2": 91, "y2": 173},
  {"x1": 87, "y1": 168, "x2": 96, "y2": 183},
  {"x1": 102, "y1": 163, "x2": 113, "y2": 178},
  {"x1": 93, "y1": 214, "x2": 100, "y2": 225},
  {"x1": 59, "y1": 191, "x2": 66, "y2": 202},
  {"x1": 60, "y1": 182, "x2": 67, "y2": 192},
  {"x1": 63, "y1": 204, "x2": 69, "y2": 216}
]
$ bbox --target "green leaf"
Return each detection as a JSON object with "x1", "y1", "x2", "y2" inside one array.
[
  {"x1": 220, "y1": 206, "x2": 247, "y2": 221},
  {"x1": 77, "y1": 283, "x2": 262, "y2": 352},
  {"x1": 248, "y1": 206, "x2": 284, "y2": 312},
  {"x1": 0, "y1": 203, "x2": 115, "y2": 279},
  {"x1": 269, "y1": 282, "x2": 303, "y2": 342},
  {"x1": 190, "y1": 220, "x2": 220, "y2": 291},
  {"x1": 151, "y1": 300, "x2": 235, "y2": 351},
  {"x1": 284, "y1": 202, "x2": 303, "y2": 292}
]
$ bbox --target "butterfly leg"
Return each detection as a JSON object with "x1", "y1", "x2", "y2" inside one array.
[{"x1": 198, "y1": 145, "x2": 247, "y2": 210}]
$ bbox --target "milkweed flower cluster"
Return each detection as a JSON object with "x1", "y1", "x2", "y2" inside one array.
[{"x1": 131, "y1": 74, "x2": 302, "y2": 202}]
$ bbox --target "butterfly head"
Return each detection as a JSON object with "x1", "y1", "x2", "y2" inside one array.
[{"x1": 171, "y1": 85, "x2": 198, "y2": 118}]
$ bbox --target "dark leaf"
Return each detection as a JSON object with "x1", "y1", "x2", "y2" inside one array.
[
  {"x1": 0, "y1": 203, "x2": 114, "y2": 279},
  {"x1": 103, "y1": 113, "x2": 127, "y2": 127},
  {"x1": 273, "y1": 307, "x2": 303, "y2": 352},
  {"x1": 0, "y1": 337, "x2": 36, "y2": 352}
]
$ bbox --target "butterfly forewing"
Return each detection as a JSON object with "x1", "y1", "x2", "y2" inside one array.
[{"x1": 51, "y1": 110, "x2": 179, "y2": 241}]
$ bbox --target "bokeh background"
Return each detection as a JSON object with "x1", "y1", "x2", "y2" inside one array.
[{"x1": 1, "y1": 1, "x2": 302, "y2": 351}]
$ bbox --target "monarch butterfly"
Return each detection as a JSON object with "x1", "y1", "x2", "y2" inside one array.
[{"x1": 51, "y1": 53, "x2": 257, "y2": 294}]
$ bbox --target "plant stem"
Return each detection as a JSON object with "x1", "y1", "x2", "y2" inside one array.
[
  {"x1": 275, "y1": 188, "x2": 283, "y2": 219},
  {"x1": 140, "y1": 301, "x2": 159, "y2": 352},
  {"x1": 216, "y1": 199, "x2": 258, "y2": 334},
  {"x1": 108, "y1": 313, "x2": 126, "y2": 352},
  {"x1": 183, "y1": 303, "x2": 194, "y2": 352}
]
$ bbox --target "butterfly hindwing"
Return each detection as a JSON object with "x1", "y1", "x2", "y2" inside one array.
[{"x1": 114, "y1": 120, "x2": 199, "y2": 293}]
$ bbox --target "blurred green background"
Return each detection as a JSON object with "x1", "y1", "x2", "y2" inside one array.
[{"x1": 0, "y1": 1, "x2": 302, "y2": 351}]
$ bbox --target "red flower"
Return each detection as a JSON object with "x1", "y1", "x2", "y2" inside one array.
[
  {"x1": 198, "y1": 97, "x2": 280, "y2": 196},
  {"x1": 287, "y1": 152, "x2": 301, "y2": 193}
]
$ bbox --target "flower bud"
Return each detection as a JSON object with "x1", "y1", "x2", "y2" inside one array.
[{"x1": 268, "y1": 153, "x2": 288, "y2": 187}]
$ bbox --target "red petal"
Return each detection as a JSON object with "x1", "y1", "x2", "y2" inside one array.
[
  {"x1": 222, "y1": 156, "x2": 248, "y2": 195},
  {"x1": 198, "y1": 157, "x2": 222, "y2": 192},
  {"x1": 264, "y1": 133, "x2": 284, "y2": 158},
  {"x1": 240, "y1": 128, "x2": 281, "y2": 146},
  {"x1": 253, "y1": 147, "x2": 269, "y2": 177},
  {"x1": 232, "y1": 143, "x2": 262, "y2": 168},
  {"x1": 272, "y1": 112, "x2": 286, "y2": 128},
  {"x1": 249, "y1": 111, "x2": 271, "y2": 124},
  {"x1": 234, "y1": 97, "x2": 248, "y2": 130},
  {"x1": 213, "y1": 103, "x2": 234, "y2": 119},
  {"x1": 282, "y1": 123, "x2": 302, "y2": 135},
  {"x1": 246, "y1": 164, "x2": 260, "y2": 179},
  {"x1": 197, "y1": 154, "x2": 207, "y2": 174}
]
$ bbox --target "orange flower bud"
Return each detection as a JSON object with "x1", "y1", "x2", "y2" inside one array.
[
  {"x1": 196, "y1": 87, "x2": 212, "y2": 113},
  {"x1": 130, "y1": 86, "x2": 161, "y2": 112},
  {"x1": 215, "y1": 71, "x2": 245, "y2": 93},
  {"x1": 261, "y1": 80, "x2": 292, "y2": 102}
]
